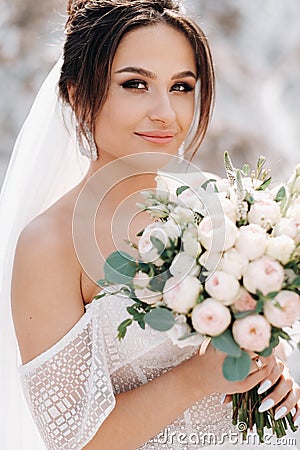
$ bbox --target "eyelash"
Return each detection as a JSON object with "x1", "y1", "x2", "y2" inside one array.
[{"x1": 121, "y1": 79, "x2": 194, "y2": 93}]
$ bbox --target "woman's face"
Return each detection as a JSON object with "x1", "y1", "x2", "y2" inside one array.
[{"x1": 94, "y1": 23, "x2": 197, "y2": 159}]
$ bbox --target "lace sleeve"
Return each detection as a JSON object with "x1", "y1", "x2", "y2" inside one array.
[{"x1": 18, "y1": 302, "x2": 116, "y2": 450}]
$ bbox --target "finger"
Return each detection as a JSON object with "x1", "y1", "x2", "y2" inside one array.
[
  {"x1": 237, "y1": 360, "x2": 276, "y2": 392},
  {"x1": 257, "y1": 357, "x2": 285, "y2": 394},
  {"x1": 249, "y1": 354, "x2": 274, "y2": 375},
  {"x1": 274, "y1": 385, "x2": 300, "y2": 420},
  {"x1": 258, "y1": 373, "x2": 293, "y2": 413},
  {"x1": 293, "y1": 400, "x2": 300, "y2": 427}
]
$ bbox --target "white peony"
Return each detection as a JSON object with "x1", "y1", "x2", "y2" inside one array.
[
  {"x1": 163, "y1": 275, "x2": 202, "y2": 314},
  {"x1": 286, "y1": 204, "x2": 300, "y2": 223},
  {"x1": 191, "y1": 298, "x2": 231, "y2": 336},
  {"x1": 235, "y1": 223, "x2": 267, "y2": 260},
  {"x1": 248, "y1": 199, "x2": 281, "y2": 229},
  {"x1": 232, "y1": 314, "x2": 271, "y2": 352},
  {"x1": 243, "y1": 256, "x2": 284, "y2": 295},
  {"x1": 169, "y1": 252, "x2": 200, "y2": 277},
  {"x1": 219, "y1": 248, "x2": 248, "y2": 280},
  {"x1": 273, "y1": 217, "x2": 298, "y2": 239},
  {"x1": 266, "y1": 235, "x2": 295, "y2": 264},
  {"x1": 198, "y1": 214, "x2": 238, "y2": 252},
  {"x1": 264, "y1": 290, "x2": 300, "y2": 328},
  {"x1": 205, "y1": 270, "x2": 240, "y2": 305}
]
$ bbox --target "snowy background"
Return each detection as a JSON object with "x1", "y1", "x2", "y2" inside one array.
[{"x1": 0, "y1": 0, "x2": 299, "y2": 444}]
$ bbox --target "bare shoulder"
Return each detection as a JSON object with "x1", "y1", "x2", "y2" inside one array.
[{"x1": 11, "y1": 200, "x2": 85, "y2": 365}]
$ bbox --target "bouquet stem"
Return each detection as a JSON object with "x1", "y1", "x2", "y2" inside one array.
[{"x1": 232, "y1": 388, "x2": 297, "y2": 443}]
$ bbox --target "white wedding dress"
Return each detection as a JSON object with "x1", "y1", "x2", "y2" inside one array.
[{"x1": 19, "y1": 293, "x2": 299, "y2": 450}]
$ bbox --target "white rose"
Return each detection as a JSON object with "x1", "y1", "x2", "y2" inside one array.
[
  {"x1": 248, "y1": 199, "x2": 281, "y2": 229},
  {"x1": 205, "y1": 270, "x2": 240, "y2": 305},
  {"x1": 163, "y1": 275, "x2": 202, "y2": 314},
  {"x1": 266, "y1": 235, "x2": 295, "y2": 264},
  {"x1": 178, "y1": 187, "x2": 205, "y2": 214},
  {"x1": 134, "y1": 287, "x2": 163, "y2": 305},
  {"x1": 182, "y1": 224, "x2": 201, "y2": 257},
  {"x1": 235, "y1": 223, "x2": 267, "y2": 260},
  {"x1": 219, "y1": 248, "x2": 248, "y2": 280},
  {"x1": 273, "y1": 218, "x2": 298, "y2": 239},
  {"x1": 170, "y1": 205, "x2": 194, "y2": 224},
  {"x1": 243, "y1": 256, "x2": 284, "y2": 295},
  {"x1": 198, "y1": 215, "x2": 238, "y2": 252},
  {"x1": 133, "y1": 271, "x2": 150, "y2": 289},
  {"x1": 138, "y1": 222, "x2": 165, "y2": 265},
  {"x1": 167, "y1": 315, "x2": 205, "y2": 348},
  {"x1": 170, "y1": 252, "x2": 200, "y2": 277},
  {"x1": 191, "y1": 298, "x2": 231, "y2": 336}
]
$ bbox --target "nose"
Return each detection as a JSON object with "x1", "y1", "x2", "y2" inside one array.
[{"x1": 148, "y1": 91, "x2": 176, "y2": 126}]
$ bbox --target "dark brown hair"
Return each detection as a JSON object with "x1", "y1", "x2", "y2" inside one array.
[{"x1": 59, "y1": 0, "x2": 215, "y2": 154}]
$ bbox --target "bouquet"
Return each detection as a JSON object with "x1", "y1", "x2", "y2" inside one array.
[{"x1": 97, "y1": 152, "x2": 300, "y2": 442}]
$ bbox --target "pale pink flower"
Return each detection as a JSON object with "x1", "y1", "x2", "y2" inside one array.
[
  {"x1": 232, "y1": 314, "x2": 271, "y2": 352},
  {"x1": 273, "y1": 218, "x2": 298, "y2": 240},
  {"x1": 264, "y1": 291, "x2": 300, "y2": 328},
  {"x1": 233, "y1": 288, "x2": 257, "y2": 312},
  {"x1": 243, "y1": 256, "x2": 284, "y2": 295},
  {"x1": 191, "y1": 298, "x2": 231, "y2": 336},
  {"x1": 235, "y1": 224, "x2": 267, "y2": 260},
  {"x1": 205, "y1": 270, "x2": 240, "y2": 305},
  {"x1": 163, "y1": 275, "x2": 202, "y2": 314}
]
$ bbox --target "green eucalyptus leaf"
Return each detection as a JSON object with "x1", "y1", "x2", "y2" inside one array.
[
  {"x1": 275, "y1": 186, "x2": 286, "y2": 202},
  {"x1": 257, "y1": 177, "x2": 272, "y2": 191},
  {"x1": 176, "y1": 185, "x2": 189, "y2": 196},
  {"x1": 104, "y1": 251, "x2": 137, "y2": 284},
  {"x1": 212, "y1": 329, "x2": 242, "y2": 357},
  {"x1": 144, "y1": 308, "x2": 175, "y2": 331},
  {"x1": 222, "y1": 351, "x2": 251, "y2": 381},
  {"x1": 259, "y1": 346, "x2": 273, "y2": 357},
  {"x1": 201, "y1": 179, "x2": 217, "y2": 190}
]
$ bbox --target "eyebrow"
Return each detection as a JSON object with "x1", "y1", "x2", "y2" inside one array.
[{"x1": 114, "y1": 66, "x2": 197, "y2": 80}]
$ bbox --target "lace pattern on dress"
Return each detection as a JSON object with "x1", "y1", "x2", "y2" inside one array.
[{"x1": 19, "y1": 295, "x2": 238, "y2": 450}]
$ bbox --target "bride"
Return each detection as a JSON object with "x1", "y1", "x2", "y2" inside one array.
[{"x1": 1, "y1": 1, "x2": 299, "y2": 449}]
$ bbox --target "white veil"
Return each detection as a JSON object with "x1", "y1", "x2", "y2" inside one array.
[{"x1": 0, "y1": 58, "x2": 89, "y2": 449}]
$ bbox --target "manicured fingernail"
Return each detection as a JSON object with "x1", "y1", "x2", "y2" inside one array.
[
  {"x1": 294, "y1": 416, "x2": 300, "y2": 427},
  {"x1": 258, "y1": 398, "x2": 274, "y2": 413},
  {"x1": 220, "y1": 393, "x2": 226, "y2": 405},
  {"x1": 291, "y1": 408, "x2": 296, "y2": 416},
  {"x1": 274, "y1": 406, "x2": 287, "y2": 420},
  {"x1": 257, "y1": 379, "x2": 272, "y2": 395}
]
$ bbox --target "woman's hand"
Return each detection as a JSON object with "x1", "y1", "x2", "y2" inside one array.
[{"x1": 256, "y1": 355, "x2": 300, "y2": 426}]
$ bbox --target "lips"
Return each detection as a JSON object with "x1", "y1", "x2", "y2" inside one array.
[{"x1": 135, "y1": 130, "x2": 176, "y2": 145}]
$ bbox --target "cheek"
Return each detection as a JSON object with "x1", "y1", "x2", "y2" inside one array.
[{"x1": 174, "y1": 96, "x2": 195, "y2": 133}]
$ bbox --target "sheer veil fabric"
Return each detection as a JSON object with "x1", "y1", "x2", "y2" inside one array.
[{"x1": 0, "y1": 59, "x2": 89, "y2": 449}]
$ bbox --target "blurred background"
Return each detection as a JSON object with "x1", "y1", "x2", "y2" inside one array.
[{"x1": 0, "y1": 0, "x2": 299, "y2": 444}]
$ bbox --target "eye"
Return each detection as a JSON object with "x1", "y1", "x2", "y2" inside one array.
[
  {"x1": 171, "y1": 82, "x2": 194, "y2": 93},
  {"x1": 121, "y1": 79, "x2": 148, "y2": 90}
]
